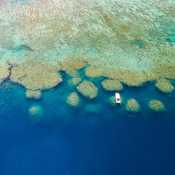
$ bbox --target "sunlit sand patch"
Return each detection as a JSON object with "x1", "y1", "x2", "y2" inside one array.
[
  {"x1": 0, "y1": 60, "x2": 11, "y2": 84},
  {"x1": 67, "y1": 92, "x2": 80, "y2": 108},
  {"x1": 125, "y1": 99, "x2": 140, "y2": 113},
  {"x1": 102, "y1": 79, "x2": 123, "y2": 91},
  {"x1": 77, "y1": 80, "x2": 98, "y2": 99},
  {"x1": 26, "y1": 89, "x2": 42, "y2": 99},
  {"x1": 155, "y1": 78, "x2": 174, "y2": 93},
  {"x1": 10, "y1": 59, "x2": 62, "y2": 90},
  {"x1": 148, "y1": 100, "x2": 165, "y2": 113},
  {"x1": 28, "y1": 104, "x2": 44, "y2": 122}
]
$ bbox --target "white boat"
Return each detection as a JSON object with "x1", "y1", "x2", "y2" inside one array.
[{"x1": 115, "y1": 93, "x2": 121, "y2": 104}]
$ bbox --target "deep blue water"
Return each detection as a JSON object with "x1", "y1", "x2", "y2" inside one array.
[{"x1": 0, "y1": 79, "x2": 175, "y2": 175}]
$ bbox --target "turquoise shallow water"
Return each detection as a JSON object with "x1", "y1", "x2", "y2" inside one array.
[{"x1": 0, "y1": 77, "x2": 175, "y2": 175}]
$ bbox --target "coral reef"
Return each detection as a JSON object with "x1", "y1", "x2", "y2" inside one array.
[
  {"x1": 72, "y1": 78, "x2": 81, "y2": 85},
  {"x1": 61, "y1": 58, "x2": 85, "y2": 77},
  {"x1": 148, "y1": 100, "x2": 165, "y2": 112},
  {"x1": 68, "y1": 77, "x2": 81, "y2": 87},
  {"x1": 10, "y1": 59, "x2": 62, "y2": 90},
  {"x1": 151, "y1": 64, "x2": 175, "y2": 80},
  {"x1": 65, "y1": 69, "x2": 79, "y2": 77},
  {"x1": 104, "y1": 69, "x2": 148, "y2": 87},
  {"x1": 85, "y1": 67, "x2": 104, "y2": 78},
  {"x1": 109, "y1": 96, "x2": 116, "y2": 107},
  {"x1": 109, "y1": 96, "x2": 123, "y2": 106},
  {"x1": 1, "y1": 0, "x2": 175, "y2": 90},
  {"x1": 77, "y1": 80, "x2": 98, "y2": 99},
  {"x1": 67, "y1": 92, "x2": 80, "y2": 108},
  {"x1": 102, "y1": 79, "x2": 123, "y2": 91},
  {"x1": 26, "y1": 89, "x2": 42, "y2": 99},
  {"x1": 28, "y1": 104, "x2": 44, "y2": 121},
  {"x1": 155, "y1": 78, "x2": 174, "y2": 93},
  {"x1": 84, "y1": 104, "x2": 99, "y2": 114},
  {"x1": 0, "y1": 60, "x2": 11, "y2": 84},
  {"x1": 61, "y1": 58, "x2": 85, "y2": 71},
  {"x1": 126, "y1": 99, "x2": 140, "y2": 113}
]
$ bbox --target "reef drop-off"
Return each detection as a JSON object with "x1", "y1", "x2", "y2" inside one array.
[{"x1": 0, "y1": 0, "x2": 175, "y2": 94}]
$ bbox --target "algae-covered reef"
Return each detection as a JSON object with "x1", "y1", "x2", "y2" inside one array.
[{"x1": 0, "y1": 0, "x2": 175, "y2": 93}]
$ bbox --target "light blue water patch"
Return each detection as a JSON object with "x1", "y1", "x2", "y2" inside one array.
[
  {"x1": 130, "y1": 40, "x2": 145, "y2": 48},
  {"x1": 14, "y1": 45, "x2": 34, "y2": 52},
  {"x1": 166, "y1": 33, "x2": 175, "y2": 46},
  {"x1": 10, "y1": 0, "x2": 31, "y2": 3}
]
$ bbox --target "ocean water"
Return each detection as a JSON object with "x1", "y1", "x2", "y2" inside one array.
[
  {"x1": 1, "y1": 0, "x2": 175, "y2": 174},
  {"x1": 0, "y1": 77, "x2": 175, "y2": 175}
]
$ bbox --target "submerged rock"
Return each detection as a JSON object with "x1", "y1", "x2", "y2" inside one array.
[
  {"x1": 84, "y1": 104, "x2": 99, "y2": 114},
  {"x1": 77, "y1": 80, "x2": 98, "y2": 99}
]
